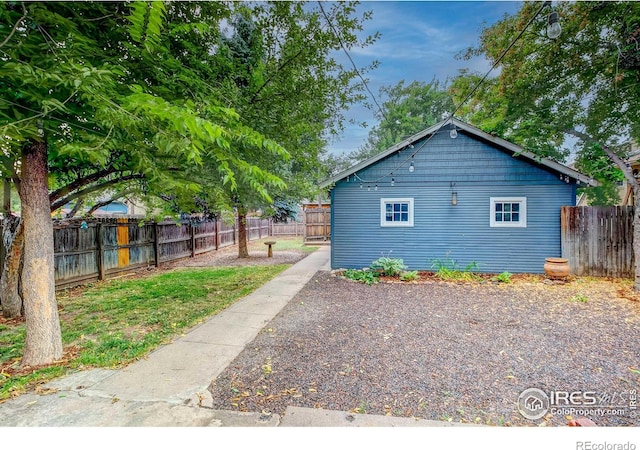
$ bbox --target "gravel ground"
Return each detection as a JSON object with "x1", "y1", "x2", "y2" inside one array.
[{"x1": 207, "y1": 271, "x2": 640, "y2": 427}]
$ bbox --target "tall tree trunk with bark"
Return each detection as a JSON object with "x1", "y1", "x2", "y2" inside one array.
[
  {"x1": 19, "y1": 140, "x2": 63, "y2": 367},
  {"x1": 237, "y1": 206, "x2": 249, "y2": 258},
  {"x1": 633, "y1": 185, "x2": 640, "y2": 292},
  {"x1": 1, "y1": 216, "x2": 24, "y2": 318}
]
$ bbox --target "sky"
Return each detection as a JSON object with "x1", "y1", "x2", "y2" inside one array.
[{"x1": 327, "y1": 0, "x2": 522, "y2": 156}]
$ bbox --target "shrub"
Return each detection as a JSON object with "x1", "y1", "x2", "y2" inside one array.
[
  {"x1": 400, "y1": 270, "x2": 419, "y2": 281},
  {"x1": 342, "y1": 269, "x2": 379, "y2": 285},
  {"x1": 371, "y1": 256, "x2": 407, "y2": 277},
  {"x1": 491, "y1": 271, "x2": 512, "y2": 283},
  {"x1": 430, "y1": 254, "x2": 481, "y2": 282}
]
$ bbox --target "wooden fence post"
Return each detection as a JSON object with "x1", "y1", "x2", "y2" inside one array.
[
  {"x1": 96, "y1": 223, "x2": 105, "y2": 280},
  {"x1": 190, "y1": 222, "x2": 196, "y2": 257},
  {"x1": 214, "y1": 219, "x2": 219, "y2": 250},
  {"x1": 153, "y1": 221, "x2": 160, "y2": 267}
]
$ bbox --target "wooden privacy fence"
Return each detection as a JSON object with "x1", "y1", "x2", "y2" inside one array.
[
  {"x1": 303, "y1": 207, "x2": 331, "y2": 244},
  {"x1": 47, "y1": 216, "x2": 270, "y2": 289},
  {"x1": 561, "y1": 206, "x2": 634, "y2": 278},
  {"x1": 271, "y1": 222, "x2": 305, "y2": 236}
]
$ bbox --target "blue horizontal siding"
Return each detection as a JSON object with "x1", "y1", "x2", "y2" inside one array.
[{"x1": 331, "y1": 131, "x2": 577, "y2": 273}]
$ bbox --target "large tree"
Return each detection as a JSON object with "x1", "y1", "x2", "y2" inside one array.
[
  {"x1": 207, "y1": 2, "x2": 377, "y2": 257},
  {"x1": 353, "y1": 79, "x2": 454, "y2": 163},
  {"x1": 454, "y1": 1, "x2": 640, "y2": 288},
  {"x1": 0, "y1": 1, "x2": 286, "y2": 365}
]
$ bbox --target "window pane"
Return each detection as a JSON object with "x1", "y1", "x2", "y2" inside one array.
[
  {"x1": 401, "y1": 203, "x2": 408, "y2": 212},
  {"x1": 495, "y1": 213, "x2": 502, "y2": 222},
  {"x1": 512, "y1": 203, "x2": 519, "y2": 212},
  {"x1": 401, "y1": 212, "x2": 408, "y2": 222},
  {"x1": 512, "y1": 212, "x2": 519, "y2": 222},
  {"x1": 386, "y1": 204, "x2": 392, "y2": 213},
  {"x1": 503, "y1": 203, "x2": 511, "y2": 212},
  {"x1": 386, "y1": 213, "x2": 393, "y2": 222},
  {"x1": 394, "y1": 212, "x2": 400, "y2": 221},
  {"x1": 495, "y1": 204, "x2": 502, "y2": 212},
  {"x1": 505, "y1": 213, "x2": 512, "y2": 222}
]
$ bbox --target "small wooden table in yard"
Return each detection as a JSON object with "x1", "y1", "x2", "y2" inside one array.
[{"x1": 264, "y1": 241, "x2": 276, "y2": 257}]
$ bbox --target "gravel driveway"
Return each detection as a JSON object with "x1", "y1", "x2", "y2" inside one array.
[{"x1": 207, "y1": 271, "x2": 640, "y2": 426}]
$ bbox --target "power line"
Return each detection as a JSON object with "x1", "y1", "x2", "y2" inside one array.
[
  {"x1": 351, "y1": 1, "x2": 552, "y2": 185},
  {"x1": 317, "y1": 1, "x2": 388, "y2": 124}
]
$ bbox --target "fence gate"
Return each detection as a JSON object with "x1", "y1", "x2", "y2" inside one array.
[
  {"x1": 303, "y1": 207, "x2": 330, "y2": 244},
  {"x1": 561, "y1": 206, "x2": 634, "y2": 278}
]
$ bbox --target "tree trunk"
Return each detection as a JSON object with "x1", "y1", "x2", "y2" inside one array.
[
  {"x1": 634, "y1": 185, "x2": 640, "y2": 292},
  {"x1": 237, "y1": 208, "x2": 249, "y2": 258},
  {"x1": 3, "y1": 178, "x2": 10, "y2": 214},
  {"x1": 19, "y1": 140, "x2": 63, "y2": 367},
  {"x1": 1, "y1": 216, "x2": 24, "y2": 318},
  {"x1": 65, "y1": 198, "x2": 84, "y2": 218}
]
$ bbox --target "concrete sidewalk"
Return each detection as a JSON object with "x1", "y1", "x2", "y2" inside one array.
[
  {"x1": 0, "y1": 246, "x2": 466, "y2": 427},
  {"x1": 0, "y1": 247, "x2": 329, "y2": 426}
]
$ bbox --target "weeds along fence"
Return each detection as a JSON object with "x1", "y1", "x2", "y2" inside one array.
[
  {"x1": 561, "y1": 206, "x2": 634, "y2": 278},
  {"x1": 1, "y1": 216, "x2": 271, "y2": 290}
]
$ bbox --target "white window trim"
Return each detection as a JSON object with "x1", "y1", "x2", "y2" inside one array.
[
  {"x1": 490, "y1": 197, "x2": 527, "y2": 228},
  {"x1": 380, "y1": 198, "x2": 414, "y2": 227}
]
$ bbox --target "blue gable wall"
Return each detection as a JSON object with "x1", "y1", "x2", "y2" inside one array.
[{"x1": 330, "y1": 130, "x2": 577, "y2": 273}]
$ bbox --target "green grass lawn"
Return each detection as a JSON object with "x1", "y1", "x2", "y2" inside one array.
[
  {"x1": 251, "y1": 236, "x2": 318, "y2": 253},
  {"x1": 0, "y1": 263, "x2": 291, "y2": 401}
]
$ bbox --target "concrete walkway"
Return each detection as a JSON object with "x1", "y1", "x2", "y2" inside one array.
[{"x1": 0, "y1": 246, "x2": 464, "y2": 427}]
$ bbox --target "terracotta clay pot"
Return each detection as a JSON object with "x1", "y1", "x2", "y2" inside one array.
[{"x1": 544, "y1": 257, "x2": 570, "y2": 279}]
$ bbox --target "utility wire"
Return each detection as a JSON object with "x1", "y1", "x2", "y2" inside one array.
[
  {"x1": 350, "y1": 1, "x2": 552, "y2": 185},
  {"x1": 317, "y1": 1, "x2": 389, "y2": 124}
]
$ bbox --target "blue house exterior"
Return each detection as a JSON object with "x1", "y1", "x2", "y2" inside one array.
[{"x1": 320, "y1": 118, "x2": 596, "y2": 274}]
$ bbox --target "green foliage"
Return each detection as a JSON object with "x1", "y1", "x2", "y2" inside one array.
[
  {"x1": 348, "y1": 79, "x2": 454, "y2": 163},
  {"x1": 570, "y1": 294, "x2": 588, "y2": 303},
  {"x1": 578, "y1": 180, "x2": 622, "y2": 207},
  {"x1": 455, "y1": 1, "x2": 640, "y2": 176},
  {"x1": 342, "y1": 269, "x2": 379, "y2": 285},
  {"x1": 431, "y1": 254, "x2": 482, "y2": 282},
  {"x1": 370, "y1": 255, "x2": 407, "y2": 277},
  {"x1": 491, "y1": 271, "x2": 512, "y2": 284},
  {"x1": 400, "y1": 270, "x2": 419, "y2": 282},
  {"x1": 0, "y1": 264, "x2": 289, "y2": 399}
]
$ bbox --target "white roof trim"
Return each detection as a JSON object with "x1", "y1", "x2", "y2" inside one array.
[{"x1": 320, "y1": 117, "x2": 598, "y2": 188}]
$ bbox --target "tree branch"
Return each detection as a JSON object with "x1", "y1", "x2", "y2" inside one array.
[
  {"x1": 248, "y1": 45, "x2": 307, "y2": 105},
  {"x1": 564, "y1": 128, "x2": 638, "y2": 187},
  {"x1": 86, "y1": 188, "x2": 136, "y2": 216},
  {"x1": 50, "y1": 173, "x2": 144, "y2": 212},
  {"x1": 49, "y1": 168, "x2": 115, "y2": 203},
  {"x1": 0, "y1": 2, "x2": 28, "y2": 49}
]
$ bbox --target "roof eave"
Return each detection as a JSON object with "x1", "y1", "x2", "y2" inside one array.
[{"x1": 319, "y1": 117, "x2": 598, "y2": 189}]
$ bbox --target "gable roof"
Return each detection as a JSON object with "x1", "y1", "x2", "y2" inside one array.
[{"x1": 320, "y1": 117, "x2": 597, "y2": 188}]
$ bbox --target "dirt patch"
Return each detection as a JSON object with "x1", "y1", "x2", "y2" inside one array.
[{"x1": 207, "y1": 271, "x2": 640, "y2": 426}]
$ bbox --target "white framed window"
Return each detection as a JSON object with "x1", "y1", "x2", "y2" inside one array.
[
  {"x1": 490, "y1": 197, "x2": 527, "y2": 228},
  {"x1": 380, "y1": 198, "x2": 414, "y2": 227}
]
